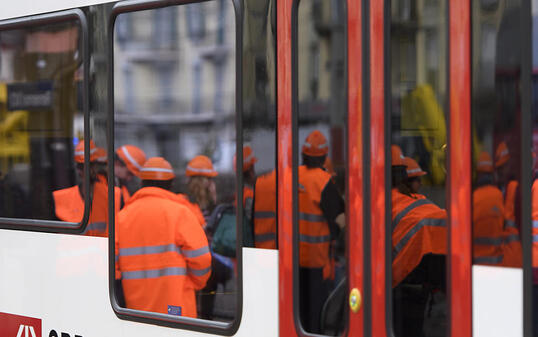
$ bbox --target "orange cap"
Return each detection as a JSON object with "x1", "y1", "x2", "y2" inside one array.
[
  {"x1": 116, "y1": 145, "x2": 146, "y2": 177},
  {"x1": 391, "y1": 145, "x2": 405, "y2": 166},
  {"x1": 476, "y1": 151, "x2": 494, "y2": 173},
  {"x1": 302, "y1": 130, "x2": 329, "y2": 157},
  {"x1": 139, "y1": 157, "x2": 175, "y2": 181},
  {"x1": 495, "y1": 141, "x2": 510, "y2": 168},
  {"x1": 324, "y1": 157, "x2": 336, "y2": 177},
  {"x1": 95, "y1": 147, "x2": 107, "y2": 163},
  {"x1": 186, "y1": 155, "x2": 218, "y2": 177},
  {"x1": 403, "y1": 157, "x2": 427, "y2": 177},
  {"x1": 234, "y1": 146, "x2": 258, "y2": 172},
  {"x1": 74, "y1": 140, "x2": 98, "y2": 163}
]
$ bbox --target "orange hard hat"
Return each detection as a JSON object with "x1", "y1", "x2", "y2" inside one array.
[
  {"x1": 324, "y1": 157, "x2": 336, "y2": 177},
  {"x1": 234, "y1": 146, "x2": 258, "y2": 172},
  {"x1": 139, "y1": 157, "x2": 175, "y2": 181},
  {"x1": 95, "y1": 147, "x2": 107, "y2": 163},
  {"x1": 403, "y1": 157, "x2": 427, "y2": 177},
  {"x1": 476, "y1": 151, "x2": 494, "y2": 173},
  {"x1": 495, "y1": 141, "x2": 510, "y2": 168},
  {"x1": 391, "y1": 145, "x2": 405, "y2": 166},
  {"x1": 302, "y1": 130, "x2": 329, "y2": 157},
  {"x1": 74, "y1": 140, "x2": 98, "y2": 163},
  {"x1": 186, "y1": 155, "x2": 218, "y2": 177},
  {"x1": 116, "y1": 145, "x2": 147, "y2": 177}
]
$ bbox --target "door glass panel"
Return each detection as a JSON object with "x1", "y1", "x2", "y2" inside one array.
[
  {"x1": 296, "y1": 0, "x2": 347, "y2": 335},
  {"x1": 389, "y1": 0, "x2": 448, "y2": 336},
  {"x1": 113, "y1": 1, "x2": 238, "y2": 321},
  {"x1": 472, "y1": 0, "x2": 522, "y2": 269},
  {"x1": 0, "y1": 18, "x2": 83, "y2": 220}
]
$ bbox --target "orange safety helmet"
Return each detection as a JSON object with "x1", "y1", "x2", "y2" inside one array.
[
  {"x1": 116, "y1": 145, "x2": 147, "y2": 177},
  {"x1": 95, "y1": 147, "x2": 107, "y2": 163},
  {"x1": 476, "y1": 151, "x2": 494, "y2": 173},
  {"x1": 139, "y1": 157, "x2": 175, "y2": 181},
  {"x1": 74, "y1": 140, "x2": 98, "y2": 163},
  {"x1": 403, "y1": 157, "x2": 427, "y2": 177},
  {"x1": 495, "y1": 141, "x2": 510, "y2": 168},
  {"x1": 186, "y1": 155, "x2": 218, "y2": 177},
  {"x1": 302, "y1": 130, "x2": 329, "y2": 157},
  {"x1": 391, "y1": 145, "x2": 405, "y2": 166},
  {"x1": 234, "y1": 146, "x2": 258, "y2": 172}
]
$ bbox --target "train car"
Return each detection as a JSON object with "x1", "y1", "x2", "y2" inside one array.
[{"x1": 0, "y1": 0, "x2": 536, "y2": 336}]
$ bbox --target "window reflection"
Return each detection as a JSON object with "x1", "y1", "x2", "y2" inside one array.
[
  {"x1": 472, "y1": 0, "x2": 522, "y2": 269},
  {"x1": 390, "y1": 0, "x2": 448, "y2": 336},
  {"x1": 113, "y1": 1, "x2": 237, "y2": 321},
  {"x1": 0, "y1": 19, "x2": 82, "y2": 220},
  {"x1": 297, "y1": 0, "x2": 347, "y2": 335}
]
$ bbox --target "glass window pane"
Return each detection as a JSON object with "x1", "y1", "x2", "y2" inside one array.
[
  {"x1": 113, "y1": 1, "x2": 237, "y2": 321},
  {"x1": 0, "y1": 18, "x2": 83, "y2": 220},
  {"x1": 296, "y1": 0, "x2": 347, "y2": 335},
  {"x1": 390, "y1": 0, "x2": 448, "y2": 336},
  {"x1": 472, "y1": 1, "x2": 522, "y2": 268}
]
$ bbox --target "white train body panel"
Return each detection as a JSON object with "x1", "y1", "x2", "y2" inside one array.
[{"x1": 0, "y1": 229, "x2": 278, "y2": 336}]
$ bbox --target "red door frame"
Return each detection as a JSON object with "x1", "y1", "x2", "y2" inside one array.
[{"x1": 278, "y1": 0, "x2": 365, "y2": 335}]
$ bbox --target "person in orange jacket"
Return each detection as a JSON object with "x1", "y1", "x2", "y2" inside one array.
[
  {"x1": 114, "y1": 145, "x2": 146, "y2": 206},
  {"x1": 391, "y1": 145, "x2": 447, "y2": 337},
  {"x1": 472, "y1": 151, "x2": 505, "y2": 266},
  {"x1": 298, "y1": 130, "x2": 345, "y2": 334},
  {"x1": 253, "y1": 169, "x2": 277, "y2": 249},
  {"x1": 495, "y1": 141, "x2": 521, "y2": 267},
  {"x1": 116, "y1": 157, "x2": 211, "y2": 317},
  {"x1": 52, "y1": 140, "x2": 120, "y2": 237}
]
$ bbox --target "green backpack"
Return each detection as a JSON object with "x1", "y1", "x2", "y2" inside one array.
[{"x1": 210, "y1": 204, "x2": 254, "y2": 257}]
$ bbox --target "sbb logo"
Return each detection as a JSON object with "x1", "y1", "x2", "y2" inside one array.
[{"x1": 0, "y1": 312, "x2": 42, "y2": 337}]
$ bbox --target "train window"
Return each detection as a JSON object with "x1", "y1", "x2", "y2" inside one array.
[
  {"x1": 472, "y1": 0, "x2": 523, "y2": 270},
  {"x1": 111, "y1": 0, "x2": 240, "y2": 330},
  {"x1": 389, "y1": 0, "x2": 448, "y2": 336},
  {"x1": 0, "y1": 11, "x2": 88, "y2": 226},
  {"x1": 294, "y1": 0, "x2": 347, "y2": 335},
  {"x1": 244, "y1": 0, "x2": 277, "y2": 250}
]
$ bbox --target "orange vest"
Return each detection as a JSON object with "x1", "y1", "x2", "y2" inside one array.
[
  {"x1": 391, "y1": 189, "x2": 447, "y2": 287},
  {"x1": 472, "y1": 185, "x2": 505, "y2": 265},
  {"x1": 53, "y1": 178, "x2": 120, "y2": 237},
  {"x1": 298, "y1": 166, "x2": 332, "y2": 274},
  {"x1": 253, "y1": 171, "x2": 277, "y2": 249},
  {"x1": 116, "y1": 187, "x2": 211, "y2": 317},
  {"x1": 501, "y1": 180, "x2": 522, "y2": 267},
  {"x1": 177, "y1": 193, "x2": 206, "y2": 228},
  {"x1": 532, "y1": 180, "x2": 538, "y2": 269}
]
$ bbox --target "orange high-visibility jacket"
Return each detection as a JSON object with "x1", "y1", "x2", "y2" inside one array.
[
  {"x1": 532, "y1": 179, "x2": 538, "y2": 269},
  {"x1": 117, "y1": 187, "x2": 211, "y2": 317},
  {"x1": 253, "y1": 170, "x2": 277, "y2": 249},
  {"x1": 501, "y1": 180, "x2": 522, "y2": 267},
  {"x1": 391, "y1": 188, "x2": 447, "y2": 287},
  {"x1": 472, "y1": 185, "x2": 505, "y2": 265},
  {"x1": 53, "y1": 178, "x2": 120, "y2": 237},
  {"x1": 298, "y1": 165, "x2": 333, "y2": 273},
  {"x1": 177, "y1": 193, "x2": 206, "y2": 228}
]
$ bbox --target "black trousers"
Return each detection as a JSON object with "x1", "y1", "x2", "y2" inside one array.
[{"x1": 299, "y1": 267, "x2": 330, "y2": 334}]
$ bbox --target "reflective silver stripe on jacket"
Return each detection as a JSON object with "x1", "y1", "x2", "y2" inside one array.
[
  {"x1": 472, "y1": 255, "x2": 504, "y2": 265},
  {"x1": 119, "y1": 243, "x2": 179, "y2": 257},
  {"x1": 84, "y1": 222, "x2": 106, "y2": 233},
  {"x1": 392, "y1": 218, "x2": 446, "y2": 259},
  {"x1": 533, "y1": 220, "x2": 538, "y2": 228},
  {"x1": 503, "y1": 234, "x2": 520, "y2": 244},
  {"x1": 473, "y1": 236, "x2": 503, "y2": 246},
  {"x1": 504, "y1": 219, "x2": 516, "y2": 229},
  {"x1": 533, "y1": 235, "x2": 538, "y2": 242},
  {"x1": 299, "y1": 212, "x2": 326, "y2": 223},
  {"x1": 181, "y1": 246, "x2": 210, "y2": 258},
  {"x1": 122, "y1": 267, "x2": 187, "y2": 280},
  {"x1": 188, "y1": 266, "x2": 211, "y2": 276},
  {"x1": 254, "y1": 211, "x2": 276, "y2": 219},
  {"x1": 392, "y1": 199, "x2": 433, "y2": 231},
  {"x1": 255, "y1": 233, "x2": 277, "y2": 243},
  {"x1": 299, "y1": 234, "x2": 331, "y2": 244}
]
